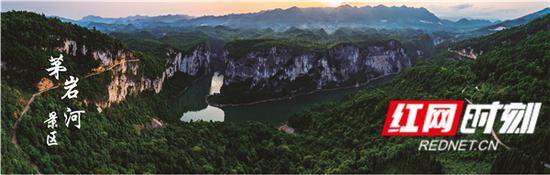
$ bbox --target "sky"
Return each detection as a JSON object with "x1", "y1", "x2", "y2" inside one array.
[{"x1": 1, "y1": 0, "x2": 549, "y2": 21}]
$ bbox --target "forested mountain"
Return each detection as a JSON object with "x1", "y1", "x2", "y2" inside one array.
[{"x1": 1, "y1": 10, "x2": 549, "y2": 174}]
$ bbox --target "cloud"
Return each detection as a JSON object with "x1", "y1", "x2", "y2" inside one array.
[{"x1": 450, "y1": 3, "x2": 473, "y2": 10}]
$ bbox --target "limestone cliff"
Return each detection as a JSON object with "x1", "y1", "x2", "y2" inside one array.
[
  {"x1": 220, "y1": 40, "x2": 413, "y2": 101},
  {"x1": 56, "y1": 40, "x2": 211, "y2": 111}
]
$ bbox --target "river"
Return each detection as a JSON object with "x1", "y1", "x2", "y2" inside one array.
[{"x1": 177, "y1": 72, "x2": 393, "y2": 123}]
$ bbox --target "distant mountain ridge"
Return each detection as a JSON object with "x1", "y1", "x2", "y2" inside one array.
[
  {"x1": 469, "y1": 7, "x2": 550, "y2": 36},
  {"x1": 193, "y1": 5, "x2": 456, "y2": 31},
  {"x1": 53, "y1": 14, "x2": 194, "y2": 30},
  {"x1": 80, "y1": 14, "x2": 194, "y2": 24},
  {"x1": 455, "y1": 18, "x2": 494, "y2": 28},
  {"x1": 58, "y1": 5, "x2": 501, "y2": 32}
]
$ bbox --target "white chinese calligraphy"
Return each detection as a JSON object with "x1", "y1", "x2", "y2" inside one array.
[
  {"x1": 44, "y1": 112, "x2": 59, "y2": 129},
  {"x1": 46, "y1": 131, "x2": 58, "y2": 146},
  {"x1": 44, "y1": 53, "x2": 86, "y2": 146},
  {"x1": 45, "y1": 54, "x2": 67, "y2": 80},
  {"x1": 64, "y1": 107, "x2": 85, "y2": 129},
  {"x1": 61, "y1": 76, "x2": 79, "y2": 99}
]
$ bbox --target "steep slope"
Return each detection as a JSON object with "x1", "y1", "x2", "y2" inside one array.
[
  {"x1": 212, "y1": 39, "x2": 414, "y2": 104},
  {"x1": 106, "y1": 29, "x2": 438, "y2": 105},
  {"x1": 2, "y1": 11, "x2": 211, "y2": 110},
  {"x1": 0, "y1": 11, "x2": 212, "y2": 173}
]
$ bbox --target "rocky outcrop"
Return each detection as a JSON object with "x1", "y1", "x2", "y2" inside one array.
[
  {"x1": 56, "y1": 40, "x2": 211, "y2": 111},
  {"x1": 164, "y1": 45, "x2": 211, "y2": 77},
  {"x1": 448, "y1": 47, "x2": 482, "y2": 60},
  {"x1": 222, "y1": 40, "x2": 412, "y2": 97}
]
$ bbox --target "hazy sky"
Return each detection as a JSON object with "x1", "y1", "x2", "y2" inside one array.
[{"x1": 2, "y1": 0, "x2": 549, "y2": 21}]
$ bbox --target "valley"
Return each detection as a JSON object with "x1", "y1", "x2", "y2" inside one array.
[{"x1": 1, "y1": 5, "x2": 549, "y2": 173}]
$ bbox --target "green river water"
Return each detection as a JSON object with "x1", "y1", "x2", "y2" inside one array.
[{"x1": 172, "y1": 72, "x2": 394, "y2": 124}]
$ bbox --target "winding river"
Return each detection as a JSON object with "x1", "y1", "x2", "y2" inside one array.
[{"x1": 176, "y1": 72, "x2": 393, "y2": 123}]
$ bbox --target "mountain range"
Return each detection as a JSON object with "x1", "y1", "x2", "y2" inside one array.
[{"x1": 59, "y1": 5, "x2": 505, "y2": 33}]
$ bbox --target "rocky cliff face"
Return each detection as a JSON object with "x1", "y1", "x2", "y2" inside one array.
[
  {"x1": 164, "y1": 45, "x2": 211, "y2": 77},
  {"x1": 448, "y1": 47, "x2": 482, "y2": 60},
  {"x1": 55, "y1": 37, "x2": 415, "y2": 106},
  {"x1": 221, "y1": 40, "x2": 412, "y2": 98},
  {"x1": 56, "y1": 40, "x2": 211, "y2": 111}
]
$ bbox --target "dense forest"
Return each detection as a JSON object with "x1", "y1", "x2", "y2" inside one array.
[{"x1": 1, "y1": 11, "x2": 549, "y2": 173}]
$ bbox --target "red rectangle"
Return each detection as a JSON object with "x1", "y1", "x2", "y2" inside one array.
[{"x1": 381, "y1": 100, "x2": 464, "y2": 136}]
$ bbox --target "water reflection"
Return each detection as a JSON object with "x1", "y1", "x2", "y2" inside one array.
[
  {"x1": 176, "y1": 73, "x2": 394, "y2": 123},
  {"x1": 180, "y1": 105, "x2": 224, "y2": 122},
  {"x1": 180, "y1": 72, "x2": 225, "y2": 122}
]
